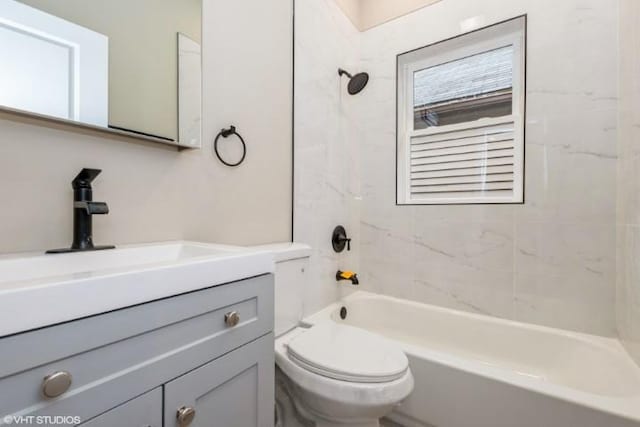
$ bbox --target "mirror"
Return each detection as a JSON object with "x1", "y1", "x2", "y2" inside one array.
[{"x1": 0, "y1": 0, "x2": 202, "y2": 147}]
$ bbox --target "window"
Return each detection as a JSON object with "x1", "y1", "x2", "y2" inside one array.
[{"x1": 397, "y1": 17, "x2": 526, "y2": 205}]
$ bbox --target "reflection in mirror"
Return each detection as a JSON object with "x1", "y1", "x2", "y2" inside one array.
[
  {"x1": 0, "y1": 0, "x2": 202, "y2": 147},
  {"x1": 178, "y1": 33, "x2": 202, "y2": 148}
]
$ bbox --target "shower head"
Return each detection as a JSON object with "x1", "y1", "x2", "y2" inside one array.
[{"x1": 338, "y1": 68, "x2": 369, "y2": 95}]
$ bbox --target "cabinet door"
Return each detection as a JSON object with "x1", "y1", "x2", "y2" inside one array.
[
  {"x1": 164, "y1": 333, "x2": 274, "y2": 427},
  {"x1": 79, "y1": 387, "x2": 161, "y2": 427}
]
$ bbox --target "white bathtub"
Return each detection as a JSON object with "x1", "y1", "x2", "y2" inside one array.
[{"x1": 303, "y1": 291, "x2": 640, "y2": 427}]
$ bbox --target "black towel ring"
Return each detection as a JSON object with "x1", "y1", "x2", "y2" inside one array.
[{"x1": 214, "y1": 125, "x2": 247, "y2": 167}]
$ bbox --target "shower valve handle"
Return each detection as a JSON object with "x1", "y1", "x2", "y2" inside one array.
[
  {"x1": 332, "y1": 226, "x2": 351, "y2": 253},
  {"x1": 337, "y1": 234, "x2": 351, "y2": 250},
  {"x1": 344, "y1": 238, "x2": 351, "y2": 251}
]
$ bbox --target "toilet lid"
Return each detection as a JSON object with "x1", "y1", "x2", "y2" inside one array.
[{"x1": 286, "y1": 323, "x2": 409, "y2": 383}]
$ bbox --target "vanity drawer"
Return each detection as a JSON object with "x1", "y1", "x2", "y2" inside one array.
[{"x1": 0, "y1": 274, "x2": 273, "y2": 424}]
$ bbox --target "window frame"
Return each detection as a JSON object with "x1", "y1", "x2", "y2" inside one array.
[{"x1": 396, "y1": 16, "x2": 527, "y2": 205}]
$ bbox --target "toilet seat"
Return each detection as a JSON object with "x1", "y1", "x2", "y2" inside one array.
[
  {"x1": 275, "y1": 325, "x2": 414, "y2": 425},
  {"x1": 286, "y1": 323, "x2": 409, "y2": 383}
]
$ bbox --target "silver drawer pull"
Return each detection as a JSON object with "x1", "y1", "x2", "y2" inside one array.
[
  {"x1": 224, "y1": 311, "x2": 240, "y2": 327},
  {"x1": 177, "y1": 406, "x2": 196, "y2": 427},
  {"x1": 41, "y1": 371, "x2": 72, "y2": 399}
]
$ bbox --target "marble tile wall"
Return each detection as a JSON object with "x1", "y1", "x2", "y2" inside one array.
[
  {"x1": 617, "y1": 0, "x2": 640, "y2": 364},
  {"x1": 356, "y1": 0, "x2": 618, "y2": 336},
  {"x1": 295, "y1": 0, "x2": 619, "y2": 336},
  {"x1": 293, "y1": 0, "x2": 361, "y2": 316}
]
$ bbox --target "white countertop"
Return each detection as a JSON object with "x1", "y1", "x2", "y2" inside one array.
[{"x1": 0, "y1": 241, "x2": 276, "y2": 338}]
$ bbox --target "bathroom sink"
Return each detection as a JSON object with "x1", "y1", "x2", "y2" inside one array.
[
  {"x1": 0, "y1": 241, "x2": 274, "y2": 337},
  {"x1": 0, "y1": 241, "x2": 242, "y2": 285}
]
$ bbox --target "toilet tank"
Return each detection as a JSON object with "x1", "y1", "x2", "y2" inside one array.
[{"x1": 255, "y1": 243, "x2": 311, "y2": 337}]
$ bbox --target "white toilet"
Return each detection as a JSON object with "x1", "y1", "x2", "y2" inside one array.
[{"x1": 265, "y1": 243, "x2": 414, "y2": 427}]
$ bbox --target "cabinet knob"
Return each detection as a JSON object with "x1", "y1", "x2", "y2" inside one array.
[
  {"x1": 224, "y1": 311, "x2": 240, "y2": 327},
  {"x1": 41, "y1": 371, "x2": 72, "y2": 399},
  {"x1": 177, "y1": 406, "x2": 196, "y2": 427}
]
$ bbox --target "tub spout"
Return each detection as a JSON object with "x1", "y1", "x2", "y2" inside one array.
[{"x1": 336, "y1": 270, "x2": 359, "y2": 285}]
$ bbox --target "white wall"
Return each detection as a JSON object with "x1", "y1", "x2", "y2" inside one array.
[
  {"x1": 358, "y1": 0, "x2": 442, "y2": 30},
  {"x1": 357, "y1": 0, "x2": 618, "y2": 336},
  {"x1": 0, "y1": 0, "x2": 292, "y2": 254},
  {"x1": 334, "y1": 0, "x2": 442, "y2": 31},
  {"x1": 333, "y1": 0, "x2": 360, "y2": 29},
  {"x1": 617, "y1": 0, "x2": 640, "y2": 364},
  {"x1": 293, "y1": 0, "x2": 361, "y2": 316}
]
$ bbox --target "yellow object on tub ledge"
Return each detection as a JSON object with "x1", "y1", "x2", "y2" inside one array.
[
  {"x1": 336, "y1": 270, "x2": 359, "y2": 285},
  {"x1": 339, "y1": 271, "x2": 355, "y2": 279}
]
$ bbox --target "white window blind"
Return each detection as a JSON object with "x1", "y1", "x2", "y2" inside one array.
[
  {"x1": 397, "y1": 17, "x2": 525, "y2": 205},
  {"x1": 410, "y1": 120, "x2": 516, "y2": 200}
]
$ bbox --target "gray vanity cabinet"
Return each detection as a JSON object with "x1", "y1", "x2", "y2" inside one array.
[
  {"x1": 164, "y1": 334, "x2": 275, "y2": 427},
  {"x1": 0, "y1": 274, "x2": 275, "y2": 427},
  {"x1": 79, "y1": 388, "x2": 162, "y2": 427}
]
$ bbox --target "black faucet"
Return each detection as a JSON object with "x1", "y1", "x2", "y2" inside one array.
[{"x1": 47, "y1": 168, "x2": 115, "y2": 254}]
